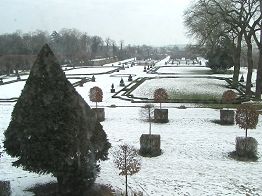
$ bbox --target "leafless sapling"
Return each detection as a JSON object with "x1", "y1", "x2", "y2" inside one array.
[
  {"x1": 113, "y1": 144, "x2": 141, "y2": 196},
  {"x1": 140, "y1": 104, "x2": 155, "y2": 135}
]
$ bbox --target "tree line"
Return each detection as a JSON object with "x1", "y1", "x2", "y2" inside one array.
[
  {"x1": 184, "y1": 0, "x2": 262, "y2": 99},
  {"x1": 0, "y1": 28, "x2": 168, "y2": 74}
]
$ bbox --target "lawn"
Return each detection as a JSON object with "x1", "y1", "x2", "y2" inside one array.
[{"x1": 131, "y1": 77, "x2": 237, "y2": 103}]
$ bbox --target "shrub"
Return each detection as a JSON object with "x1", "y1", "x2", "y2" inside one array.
[{"x1": 222, "y1": 90, "x2": 237, "y2": 104}]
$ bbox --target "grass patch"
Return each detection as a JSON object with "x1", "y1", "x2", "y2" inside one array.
[
  {"x1": 169, "y1": 92, "x2": 222, "y2": 103},
  {"x1": 199, "y1": 103, "x2": 240, "y2": 109}
]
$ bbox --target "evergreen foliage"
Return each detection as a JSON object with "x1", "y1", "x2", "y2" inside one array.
[{"x1": 4, "y1": 44, "x2": 110, "y2": 195}]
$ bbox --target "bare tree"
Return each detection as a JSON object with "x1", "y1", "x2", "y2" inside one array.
[
  {"x1": 184, "y1": 0, "x2": 260, "y2": 87},
  {"x1": 113, "y1": 144, "x2": 141, "y2": 196},
  {"x1": 140, "y1": 104, "x2": 155, "y2": 135},
  {"x1": 254, "y1": 0, "x2": 262, "y2": 99}
]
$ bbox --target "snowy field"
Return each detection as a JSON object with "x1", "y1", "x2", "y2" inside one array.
[
  {"x1": 64, "y1": 67, "x2": 117, "y2": 75},
  {"x1": 0, "y1": 56, "x2": 262, "y2": 195},
  {"x1": 0, "y1": 79, "x2": 81, "y2": 100},
  {"x1": 155, "y1": 66, "x2": 213, "y2": 75},
  {"x1": 131, "y1": 77, "x2": 232, "y2": 101}
]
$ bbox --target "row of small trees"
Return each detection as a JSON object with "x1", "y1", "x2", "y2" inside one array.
[{"x1": 220, "y1": 90, "x2": 259, "y2": 160}]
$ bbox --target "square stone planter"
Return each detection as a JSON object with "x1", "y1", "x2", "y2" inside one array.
[
  {"x1": 235, "y1": 137, "x2": 258, "y2": 158},
  {"x1": 154, "y1": 109, "x2": 168, "y2": 123},
  {"x1": 92, "y1": 108, "x2": 105, "y2": 122},
  {"x1": 0, "y1": 181, "x2": 11, "y2": 196},
  {"x1": 139, "y1": 134, "x2": 161, "y2": 157},
  {"x1": 220, "y1": 109, "x2": 234, "y2": 125}
]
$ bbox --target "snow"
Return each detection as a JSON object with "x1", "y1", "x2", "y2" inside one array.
[
  {"x1": 155, "y1": 66, "x2": 213, "y2": 75},
  {"x1": 131, "y1": 77, "x2": 232, "y2": 101},
  {"x1": 0, "y1": 57, "x2": 262, "y2": 195},
  {"x1": 64, "y1": 67, "x2": 117, "y2": 75},
  {"x1": 97, "y1": 107, "x2": 262, "y2": 196}
]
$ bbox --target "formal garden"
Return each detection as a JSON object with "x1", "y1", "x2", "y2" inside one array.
[{"x1": 0, "y1": 44, "x2": 261, "y2": 196}]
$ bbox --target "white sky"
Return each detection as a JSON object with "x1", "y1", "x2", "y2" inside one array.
[{"x1": 0, "y1": 0, "x2": 193, "y2": 46}]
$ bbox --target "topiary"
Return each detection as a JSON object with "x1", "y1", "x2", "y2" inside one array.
[
  {"x1": 222, "y1": 90, "x2": 237, "y2": 104},
  {"x1": 154, "y1": 88, "x2": 168, "y2": 109},
  {"x1": 89, "y1": 86, "x2": 103, "y2": 108},
  {"x1": 235, "y1": 104, "x2": 259, "y2": 138}
]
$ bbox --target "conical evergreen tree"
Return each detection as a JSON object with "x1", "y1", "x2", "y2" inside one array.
[{"x1": 4, "y1": 44, "x2": 110, "y2": 195}]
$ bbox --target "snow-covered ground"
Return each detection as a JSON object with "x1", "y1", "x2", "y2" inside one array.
[
  {"x1": 0, "y1": 57, "x2": 262, "y2": 195},
  {"x1": 155, "y1": 66, "x2": 213, "y2": 75},
  {"x1": 64, "y1": 67, "x2": 117, "y2": 75},
  {"x1": 131, "y1": 77, "x2": 232, "y2": 101}
]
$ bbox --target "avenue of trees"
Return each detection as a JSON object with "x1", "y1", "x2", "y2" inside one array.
[{"x1": 184, "y1": 0, "x2": 262, "y2": 99}]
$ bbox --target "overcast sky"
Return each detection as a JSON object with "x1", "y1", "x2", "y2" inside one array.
[{"x1": 0, "y1": 0, "x2": 193, "y2": 46}]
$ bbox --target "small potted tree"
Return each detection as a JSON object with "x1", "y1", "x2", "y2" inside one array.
[
  {"x1": 139, "y1": 104, "x2": 161, "y2": 157},
  {"x1": 89, "y1": 86, "x2": 105, "y2": 121},
  {"x1": 234, "y1": 104, "x2": 259, "y2": 160},
  {"x1": 220, "y1": 90, "x2": 237, "y2": 125},
  {"x1": 154, "y1": 88, "x2": 169, "y2": 123}
]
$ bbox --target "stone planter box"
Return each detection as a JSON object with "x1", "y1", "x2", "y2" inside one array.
[
  {"x1": 140, "y1": 134, "x2": 161, "y2": 157},
  {"x1": 154, "y1": 109, "x2": 168, "y2": 123},
  {"x1": 0, "y1": 181, "x2": 11, "y2": 196},
  {"x1": 235, "y1": 137, "x2": 258, "y2": 158},
  {"x1": 92, "y1": 108, "x2": 105, "y2": 122},
  {"x1": 220, "y1": 109, "x2": 234, "y2": 125}
]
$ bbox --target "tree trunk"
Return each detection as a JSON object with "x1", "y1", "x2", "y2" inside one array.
[
  {"x1": 149, "y1": 110, "x2": 151, "y2": 135},
  {"x1": 255, "y1": 45, "x2": 262, "y2": 99},
  {"x1": 245, "y1": 34, "x2": 254, "y2": 98},
  {"x1": 232, "y1": 34, "x2": 243, "y2": 88},
  {"x1": 124, "y1": 150, "x2": 128, "y2": 196},
  {"x1": 255, "y1": 1, "x2": 262, "y2": 99}
]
